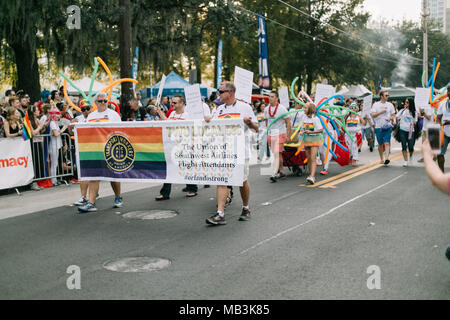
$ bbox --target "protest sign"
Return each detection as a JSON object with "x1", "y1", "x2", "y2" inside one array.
[{"x1": 234, "y1": 66, "x2": 253, "y2": 104}]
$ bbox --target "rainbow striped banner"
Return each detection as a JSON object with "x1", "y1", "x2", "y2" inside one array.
[
  {"x1": 76, "y1": 126, "x2": 166, "y2": 180},
  {"x1": 74, "y1": 120, "x2": 246, "y2": 185}
]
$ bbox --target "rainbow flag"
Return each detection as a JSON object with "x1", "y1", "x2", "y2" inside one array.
[
  {"x1": 304, "y1": 123, "x2": 315, "y2": 131},
  {"x1": 76, "y1": 127, "x2": 166, "y2": 180},
  {"x1": 218, "y1": 113, "x2": 241, "y2": 119},
  {"x1": 22, "y1": 113, "x2": 33, "y2": 141},
  {"x1": 257, "y1": 114, "x2": 265, "y2": 122}
]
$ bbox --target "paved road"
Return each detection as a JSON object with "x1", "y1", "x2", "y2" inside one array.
[{"x1": 0, "y1": 145, "x2": 449, "y2": 300}]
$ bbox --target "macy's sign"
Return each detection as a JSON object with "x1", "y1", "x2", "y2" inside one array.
[{"x1": 0, "y1": 156, "x2": 29, "y2": 169}]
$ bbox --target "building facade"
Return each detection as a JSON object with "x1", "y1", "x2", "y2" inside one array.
[{"x1": 424, "y1": 0, "x2": 450, "y2": 33}]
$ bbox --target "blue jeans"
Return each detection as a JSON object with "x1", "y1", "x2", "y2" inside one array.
[
  {"x1": 440, "y1": 135, "x2": 450, "y2": 156},
  {"x1": 399, "y1": 129, "x2": 415, "y2": 153}
]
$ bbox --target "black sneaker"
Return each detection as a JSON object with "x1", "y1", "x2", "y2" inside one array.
[
  {"x1": 206, "y1": 213, "x2": 226, "y2": 225},
  {"x1": 278, "y1": 172, "x2": 286, "y2": 179},
  {"x1": 270, "y1": 175, "x2": 278, "y2": 183},
  {"x1": 239, "y1": 208, "x2": 251, "y2": 221},
  {"x1": 225, "y1": 196, "x2": 232, "y2": 207}
]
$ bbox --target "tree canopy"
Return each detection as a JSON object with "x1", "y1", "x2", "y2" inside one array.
[{"x1": 0, "y1": 0, "x2": 448, "y2": 101}]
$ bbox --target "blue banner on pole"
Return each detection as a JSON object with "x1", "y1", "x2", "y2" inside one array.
[
  {"x1": 258, "y1": 13, "x2": 270, "y2": 89},
  {"x1": 216, "y1": 40, "x2": 223, "y2": 89},
  {"x1": 132, "y1": 47, "x2": 139, "y2": 92}
]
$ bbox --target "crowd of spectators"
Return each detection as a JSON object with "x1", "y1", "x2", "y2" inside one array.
[{"x1": 0, "y1": 87, "x2": 226, "y2": 192}]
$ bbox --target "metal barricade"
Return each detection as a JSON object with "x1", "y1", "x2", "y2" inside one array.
[{"x1": 31, "y1": 132, "x2": 75, "y2": 184}]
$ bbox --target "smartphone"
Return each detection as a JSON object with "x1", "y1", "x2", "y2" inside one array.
[{"x1": 427, "y1": 124, "x2": 441, "y2": 155}]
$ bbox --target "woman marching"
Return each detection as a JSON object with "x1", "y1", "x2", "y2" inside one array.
[
  {"x1": 256, "y1": 103, "x2": 270, "y2": 161},
  {"x1": 299, "y1": 103, "x2": 324, "y2": 185},
  {"x1": 396, "y1": 97, "x2": 418, "y2": 167},
  {"x1": 344, "y1": 103, "x2": 366, "y2": 167}
]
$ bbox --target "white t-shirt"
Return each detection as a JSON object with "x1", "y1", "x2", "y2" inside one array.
[
  {"x1": 75, "y1": 114, "x2": 89, "y2": 123},
  {"x1": 396, "y1": 108, "x2": 418, "y2": 132},
  {"x1": 360, "y1": 112, "x2": 373, "y2": 129},
  {"x1": 50, "y1": 121, "x2": 62, "y2": 150},
  {"x1": 256, "y1": 112, "x2": 267, "y2": 130},
  {"x1": 264, "y1": 103, "x2": 289, "y2": 136},
  {"x1": 290, "y1": 109, "x2": 304, "y2": 129},
  {"x1": 437, "y1": 100, "x2": 450, "y2": 137},
  {"x1": 346, "y1": 115, "x2": 362, "y2": 134},
  {"x1": 418, "y1": 105, "x2": 434, "y2": 132},
  {"x1": 167, "y1": 110, "x2": 190, "y2": 121},
  {"x1": 87, "y1": 108, "x2": 122, "y2": 123},
  {"x1": 371, "y1": 101, "x2": 395, "y2": 128},
  {"x1": 213, "y1": 100, "x2": 257, "y2": 160},
  {"x1": 300, "y1": 114, "x2": 323, "y2": 135}
]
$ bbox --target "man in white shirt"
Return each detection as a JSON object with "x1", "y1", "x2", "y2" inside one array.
[
  {"x1": 417, "y1": 103, "x2": 434, "y2": 163},
  {"x1": 71, "y1": 101, "x2": 92, "y2": 207},
  {"x1": 206, "y1": 81, "x2": 258, "y2": 225},
  {"x1": 437, "y1": 87, "x2": 450, "y2": 172},
  {"x1": 371, "y1": 91, "x2": 396, "y2": 165},
  {"x1": 265, "y1": 90, "x2": 291, "y2": 182},
  {"x1": 78, "y1": 92, "x2": 123, "y2": 213}
]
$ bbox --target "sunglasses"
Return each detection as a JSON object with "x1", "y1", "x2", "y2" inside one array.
[
  {"x1": 81, "y1": 107, "x2": 91, "y2": 112},
  {"x1": 218, "y1": 90, "x2": 231, "y2": 94},
  {"x1": 96, "y1": 100, "x2": 108, "y2": 103}
]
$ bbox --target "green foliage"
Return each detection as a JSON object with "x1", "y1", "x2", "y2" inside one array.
[{"x1": 0, "y1": 0, "x2": 448, "y2": 97}]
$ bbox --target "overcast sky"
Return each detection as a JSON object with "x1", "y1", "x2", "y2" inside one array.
[{"x1": 363, "y1": 0, "x2": 422, "y2": 23}]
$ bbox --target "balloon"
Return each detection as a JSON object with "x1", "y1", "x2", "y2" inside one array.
[
  {"x1": 60, "y1": 57, "x2": 139, "y2": 113},
  {"x1": 59, "y1": 72, "x2": 90, "y2": 102},
  {"x1": 87, "y1": 58, "x2": 99, "y2": 106},
  {"x1": 317, "y1": 114, "x2": 349, "y2": 151},
  {"x1": 290, "y1": 77, "x2": 306, "y2": 106},
  {"x1": 62, "y1": 77, "x2": 81, "y2": 112},
  {"x1": 108, "y1": 101, "x2": 120, "y2": 114},
  {"x1": 97, "y1": 57, "x2": 114, "y2": 102},
  {"x1": 316, "y1": 94, "x2": 344, "y2": 111}
]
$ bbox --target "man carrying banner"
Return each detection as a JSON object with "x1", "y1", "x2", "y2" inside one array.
[
  {"x1": 206, "y1": 81, "x2": 258, "y2": 225},
  {"x1": 78, "y1": 92, "x2": 123, "y2": 213},
  {"x1": 265, "y1": 90, "x2": 291, "y2": 182},
  {"x1": 155, "y1": 95, "x2": 200, "y2": 200}
]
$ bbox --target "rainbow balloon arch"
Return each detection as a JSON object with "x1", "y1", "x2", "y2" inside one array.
[{"x1": 59, "y1": 57, "x2": 138, "y2": 113}]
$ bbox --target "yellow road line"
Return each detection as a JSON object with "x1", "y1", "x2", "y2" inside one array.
[
  {"x1": 299, "y1": 158, "x2": 387, "y2": 188},
  {"x1": 319, "y1": 153, "x2": 404, "y2": 189}
]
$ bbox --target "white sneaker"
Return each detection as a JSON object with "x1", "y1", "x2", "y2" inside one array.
[
  {"x1": 403, "y1": 161, "x2": 408, "y2": 167},
  {"x1": 306, "y1": 176, "x2": 315, "y2": 185},
  {"x1": 74, "y1": 196, "x2": 88, "y2": 206},
  {"x1": 31, "y1": 182, "x2": 41, "y2": 191}
]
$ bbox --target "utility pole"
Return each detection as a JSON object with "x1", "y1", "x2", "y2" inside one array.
[{"x1": 422, "y1": 0, "x2": 429, "y2": 82}]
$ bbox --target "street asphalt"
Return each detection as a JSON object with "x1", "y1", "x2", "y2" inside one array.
[{"x1": 0, "y1": 142, "x2": 449, "y2": 300}]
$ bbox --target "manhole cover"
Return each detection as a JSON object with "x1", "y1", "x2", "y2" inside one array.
[
  {"x1": 103, "y1": 257, "x2": 171, "y2": 272},
  {"x1": 122, "y1": 210, "x2": 178, "y2": 220}
]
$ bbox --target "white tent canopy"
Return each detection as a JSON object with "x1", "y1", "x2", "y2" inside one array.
[
  {"x1": 341, "y1": 85, "x2": 371, "y2": 98},
  {"x1": 66, "y1": 77, "x2": 119, "y2": 96},
  {"x1": 336, "y1": 86, "x2": 348, "y2": 95}
]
